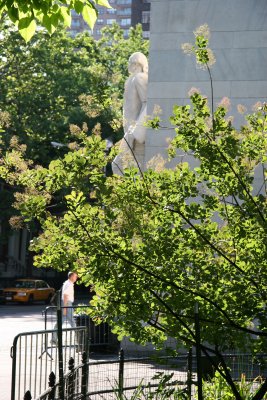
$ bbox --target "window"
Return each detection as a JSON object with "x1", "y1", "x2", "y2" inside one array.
[
  {"x1": 40, "y1": 281, "x2": 49, "y2": 288},
  {"x1": 142, "y1": 0, "x2": 150, "y2": 3},
  {"x1": 97, "y1": 19, "x2": 104, "y2": 24},
  {"x1": 71, "y1": 19, "x2": 81, "y2": 27},
  {"x1": 142, "y1": 11, "x2": 150, "y2": 24},
  {"x1": 107, "y1": 19, "x2": 116, "y2": 24},
  {"x1": 143, "y1": 31, "x2": 150, "y2": 38},
  {"x1": 117, "y1": 8, "x2": 131, "y2": 15},
  {"x1": 120, "y1": 18, "x2": 131, "y2": 26},
  {"x1": 107, "y1": 8, "x2": 117, "y2": 14},
  {"x1": 117, "y1": 0, "x2": 131, "y2": 4}
]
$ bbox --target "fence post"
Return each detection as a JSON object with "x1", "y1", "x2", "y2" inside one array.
[
  {"x1": 195, "y1": 302, "x2": 203, "y2": 400},
  {"x1": 43, "y1": 307, "x2": 48, "y2": 330},
  {"x1": 118, "y1": 348, "x2": 124, "y2": 398},
  {"x1": 67, "y1": 357, "x2": 75, "y2": 399},
  {"x1": 56, "y1": 290, "x2": 64, "y2": 400},
  {"x1": 85, "y1": 325, "x2": 90, "y2": 392},
  {"x1": 48, "y1": 372, "x2": 56, "y2": 400},
  {"x1": 81, "y1": 351, "x2": 88, "y2": 398},
  {"x1": 187, "y1": 347, "x2": 193, "y2": 399},
  {"x1": 10, "y1": 341, "x2": 17, "y2": 400},
  {"x1": 24, "y1": 390, "x2": 32, "y2": 400}
]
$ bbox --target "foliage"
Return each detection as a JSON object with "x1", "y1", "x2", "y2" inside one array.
[
  {"x1": 0, "y1": 0, "x2": 111, "y2": 42},
  {"x1": 112, "y1": 373, "x2": 188, "y2": 400},
  {"x1": 0, "y1": 22, "x2": 148, "y2": 165},
  {"x1": 202, "y1": 371, "x2": 267, "y2": 400},
  {"x1": 1, "y1": 24, "x2": 267, "y2": 399},
  {"x1": 113, "y1": 371, "x2": 267, "y2": 400}
]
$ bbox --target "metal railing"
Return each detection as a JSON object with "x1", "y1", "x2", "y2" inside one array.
[
  {"x1": 23, "y1": 349, "x2": 194, "y2": 400},
  {"x1": 11, "y1": 327, "x2": 88, "y2": 400},
  {"x1": 43, "y1": 305, "x2": 119, "y2": 350},
  {"x1": 20, "y1": 345, "x2": 267, "y2": 400}
]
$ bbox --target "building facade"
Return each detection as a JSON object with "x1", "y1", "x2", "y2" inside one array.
[
  {"x1": 131, "y1": 0, "x2": 151, "y2": 38},
  {"x1": 69, "y1": 0, "x2": 150, "y2": 39}
]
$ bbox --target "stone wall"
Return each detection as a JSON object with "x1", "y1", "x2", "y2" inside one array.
[{"x1": 145, "y1": 0, "x2": 267, "y2": 165}]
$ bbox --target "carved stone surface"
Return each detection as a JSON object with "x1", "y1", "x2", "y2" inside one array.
[{"x1": 112, "y1": 52, "x2": 148, "y2": 175}]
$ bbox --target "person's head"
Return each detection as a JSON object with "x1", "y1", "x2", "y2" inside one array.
[
  {"x1": 68, "y1": 271, "x2": 78, "y2": 283},
  {"x1": 128, "y1": 52, "x2": 148, "y2": 75}
]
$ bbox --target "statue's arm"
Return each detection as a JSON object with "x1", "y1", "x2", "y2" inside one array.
[{"x1": 135, "y1": 72, "x2": 148, "y2": 106}]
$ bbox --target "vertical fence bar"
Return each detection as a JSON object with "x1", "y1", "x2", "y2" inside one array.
[
  {"x1": 34, "y1": 334, "x2": 39, "y2": 398},
  {"x1": 43, "y1": 307, "x2": 48, "y2": 331},
  {"x1": 81, "y1": 351, "x2": 88, "y2": 398},
  {"x1": 39, "y1": 334, "x2": 43, "y2": 395},
  {"x1": 23, "y1": 390, "x2": 32, "y2": 400},
  {"x1": 195, "y1": 302, "x2": 203, "y2": 400},
  {"x1": 18, "y1": 336, "x2": 22, "y2": 399},
  {"x1": 24, "y1": 335, "x2": 28, "y2": 396},
  {"x1": 84, "y1": 326, "x2": 90, "y2": 393},
  {"x1": 187, "y1": 347, "x2": 193, "y2": 399},
  {"x1": 57, "y1": 291, "x2": 64, "y2": 400},
  {"x1": 67, "y1": 357, "x2": 75, "y2": 399},
  {"x1": 48, "y1": 372, "x2": 56, "y2": 400},
  {"x1": 29, "y1": 334, "x2": 33, "y2": 393},
  {"x1": 11, "y1": 337, "x2": 17, "y2": 400},
  {"x1": 118, "y1": 348, "x2": 124, "y2": 398},
  {"x1": 44, "y1": 333, "x2": 48, "y2": 396}
]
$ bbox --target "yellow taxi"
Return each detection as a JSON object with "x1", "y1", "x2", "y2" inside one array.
[{"x1": 3, "y1": 279, "x2": 55, "y2": 304}]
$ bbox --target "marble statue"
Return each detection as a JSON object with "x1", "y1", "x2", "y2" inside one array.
[{"x1": 112, "y1": 52, "x2": 148, "y2": 175}]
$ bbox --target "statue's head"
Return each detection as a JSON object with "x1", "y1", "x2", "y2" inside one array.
[{"x1": 128, "y1": 52, "x2": 148, "y2": 74}]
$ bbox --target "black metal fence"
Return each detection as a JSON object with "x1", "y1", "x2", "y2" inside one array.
[
  {"x1": 43, "y1": 305, "x2": 119, "y2": 351},
  {"x1": 22, "y1": 350, "x2": 267, "y2": 400},
  {"x1": 11, "y1": 327, "x2": 88, "y2": 400},
  {"x1": 13, "y1": 303, "x2": 267, "y2": 399},
  {"x1": 23, "y1": 349, "x2": 194, "y2": 400}
]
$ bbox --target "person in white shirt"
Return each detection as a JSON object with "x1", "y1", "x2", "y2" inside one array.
[{"x1": 51, "y1": 271, "x2": 78, "y2": 344}]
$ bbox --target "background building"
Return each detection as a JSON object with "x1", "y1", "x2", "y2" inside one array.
[
  {"x1": 131, "y1": 0, "x2": 150, "y2": 38},
  {"x1": 69, "y1": 0, "x2": 150, "y2": 39}
]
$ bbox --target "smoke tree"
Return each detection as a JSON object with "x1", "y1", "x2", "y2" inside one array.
[{"x1": 1, "y1": 26, "x2": 267, "y2": 398}]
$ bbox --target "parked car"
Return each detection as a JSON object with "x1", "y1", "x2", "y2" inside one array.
[{"x1": 3, "y1": 279, "x2": 55, "y2": 304}]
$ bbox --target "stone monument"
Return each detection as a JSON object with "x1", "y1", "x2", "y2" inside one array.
[
  {"x1": 145, "y1": 0, "x2": 267, "y2": 167},
  {"x1": 112, "y1": 52, "x2": 148, "y2": 175}
]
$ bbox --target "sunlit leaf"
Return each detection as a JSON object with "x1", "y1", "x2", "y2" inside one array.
[
  {"x1": 18, "y1": 17, "x2": 36, "y2": 42},
  {"x1": 82, "y1": 4, "x2": 97, "y2": 29},
  {"x1": 96, "y1": 0, "x2": 112, "y2": 8},
  {"x1": 60, "y1": 6, "x2": 72, "y2": 27}
]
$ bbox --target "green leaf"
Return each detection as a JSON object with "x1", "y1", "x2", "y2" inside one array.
[
  {"x1": 42, "y1": 15, "x2": 57, "y2": 35},
  {"x1": 82, "y1": 4, "x2": 97, "y2": 28},
  {"x1": 51, "y1": 13, "x2": 60, "y2": 30},
  {"x1": 7, "y1": 6, "x2": 19, "y2": 23},
  {"x1": 60, "y1": 6, "x2": 72, "y2": 27},
  {"x1": 18, "y1": 17, "x2": 36, "y2": 42},
  {"x1": 74, "y1": 0, "x2": 84, "y2": 14},
  {"x1": 96, "y1": 0, "x2": 112, "y2": 8}
]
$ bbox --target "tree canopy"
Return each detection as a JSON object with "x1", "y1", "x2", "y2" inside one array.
[
  {"x1": 0, "y1": 22, "x2": 148, "y2": 165},
  {"x1": 1, "y1": 24, "x2": 267, "y2": 399},
  {"x1": 0, "y1": 0, "x2": 111, "y2": 41}
]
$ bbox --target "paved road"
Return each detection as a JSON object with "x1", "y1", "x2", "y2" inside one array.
[{"x1": 0, "y1": 303, "x2": 46, "y2": 400}]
